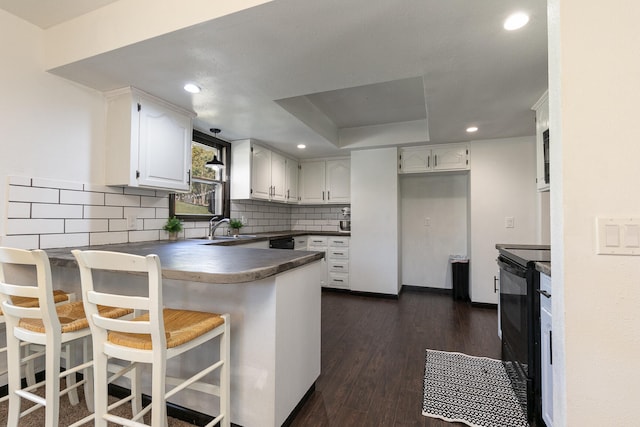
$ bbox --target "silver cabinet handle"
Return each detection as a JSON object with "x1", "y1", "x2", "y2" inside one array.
[{"x1": 328, "y1": 191, "x2": 330, "y2": 200}]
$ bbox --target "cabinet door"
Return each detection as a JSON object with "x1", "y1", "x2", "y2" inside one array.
[
  {"x1": 270, "y1": 151, "x2": 287, "y2": 201},
  {"x1": 137, "y1": 100, "x2": 192, "y2": 191},
  {"x1": 399, "y1": 146, "x2": 432, "y2": 173},
  {"x1": 326, "y1": 159, "x2": 350, "y2": 203},
  {"x1": 251, "y1": 144, "x2": 272, "y2": 200},
  {"x1": 432, "y1": 145, "x2": 469, "y2": 171},
  {"x1": 285, "y1": 158, "x2": 299, "y2": 203},
  {"x1": 299, "y1": 161, "x2": 326, "y2": 204},
  {"x1": 540, "y1": 306, "x2": 553, "y2": 427}
]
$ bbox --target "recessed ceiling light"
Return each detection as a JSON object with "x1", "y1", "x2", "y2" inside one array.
[
  {"x1": 466, "y1": 126, "x2": 478, "y2": 133},
  {"x1": 183, "y1": 83, "x2": 201, "y2": 94},
  {"x1": 504, "y1": 12, "x2": 529, "y2": 31},
  {"x1": 297, "y1": 144, "x2": 306, "y2": 149}
]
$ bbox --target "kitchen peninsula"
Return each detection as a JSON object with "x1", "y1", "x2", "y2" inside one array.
[{"x1": 45, "y1": 239, "x2": 325, "y2": 427}]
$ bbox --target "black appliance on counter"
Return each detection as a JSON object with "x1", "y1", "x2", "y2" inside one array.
[{"x1": 497, "y1": 245, "x2": 550, "y2": 424}]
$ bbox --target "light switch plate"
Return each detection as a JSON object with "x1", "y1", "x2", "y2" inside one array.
[
  {"x1": 505, "y1": 217, "x2": 515, "y2": 228},
  {"x1": 596, "y1": 217, "x2": 640, "y2": 255}
]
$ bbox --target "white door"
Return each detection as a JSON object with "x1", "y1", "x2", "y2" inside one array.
[
  {"x1": 326, "y1": 159, "x2": 350, "y2": 203},
  {"x1": 251, "y1": 144, "x2": 272, "y2": 200},
  {"x1": 299, "y1": 161, "x2": 326, "y2": 204},
  {"x1": 137, "y1": 100, "x2": 191, "y2": 191}
]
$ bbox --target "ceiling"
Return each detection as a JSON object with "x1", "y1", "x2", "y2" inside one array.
[{"x1": 0, "y1": 0, "x2": 548, "y2": 159}]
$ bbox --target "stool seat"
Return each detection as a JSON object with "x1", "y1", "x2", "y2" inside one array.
[
  {"x1": 109, "y1": 308, "x2": 224, "y2": 350},
  {"x1": 18, "y1": 302, "x2": 133, "y2": 334}
]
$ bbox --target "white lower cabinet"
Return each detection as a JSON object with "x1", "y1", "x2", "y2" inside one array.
[
  {"x1": 540, "y1": 272, "x2": 553, "y2": 427},
  {"x1": 307, "y1": 236, "x2": 328, "y2": 287},
  {"x1": 306, "y1": 235, "x2": 350, "y2": 289}
]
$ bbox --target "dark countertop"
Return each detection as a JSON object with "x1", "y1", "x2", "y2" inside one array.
[
  {"x1": 46, "y1": 239, "x2": 324, "y2": 285},
  {"x1": 535, "y1": 261, "x2": 551, "y2": 276},
  {"x1": 496, "y1": 243, "x2": 551, "y2": 268}
]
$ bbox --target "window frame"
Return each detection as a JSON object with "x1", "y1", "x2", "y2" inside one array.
[{"x1": 169, "y1": 129, "x2": 231, "y2": 221}]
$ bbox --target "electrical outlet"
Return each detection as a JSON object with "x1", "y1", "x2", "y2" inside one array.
[
  {"x1": 505, "y1": 217, "x2": 515, "y2": 228},
  {"x1": 127, "y1": 214, "x2": 138, "y2": 230},
  {"x1": 425, "y1": 217, "x2": 431, "y2": 227}
]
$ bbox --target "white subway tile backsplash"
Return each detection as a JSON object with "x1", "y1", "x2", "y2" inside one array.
[
  {"x1": 184, "y1": 228, "x2": 207, "y2": 239},
  {"x1": 0, "y1": 234, "x2": 39, "y2": 250},
  {"x1": 60, "y1": 190, "x2": 105, "y2": 206},
  {"x1": 141, "y1": 196, "x2": 169, "y2": 208},
  {"x1": 144, "y1": 218, "x2": 167, "y2": 230},
  {"x1": 8, "y1": 176, "x2": 31, "y2": 186},
  {"x1": 124, "y1": 187, "x2": 160, "y2": 197},
  {"x1": 8, "y1": 202, "x2": 31, "y2": 218},
  {"x1": 40, "y1": 233, "x2": 89, "y2": 249},
  {"x1": 123, "y1": 207, "x2": 156, "y2": 219},
  {"x1": 7, "y1": 219, "x2": 64, "y2": 235},
  {"x1": 105, "y1": 193, "x2": 141, "y2": 207},
  {"x1": 84, "y1": 206, "x2": 123, "y2": 219},
  {"x1": 90, "y1": 232, "x2": 128, "y2": 246},
  {"x1": 32, "y1": 178, "x2": 83, "y2": 191},
  {"x1": 84, "y1": 184, "x2": 123, "y2": 194},
  {"x1": 32, "y1": 203, "x2": 83, "y2": 219},
  {"x1": 155, "y1": 208, "x2": 170, "y2": 219},
  {"x1": 9, "y1": 186, "x2": 58, "y2": 203},
  {"x1": 108, "y1": 219, "x2": 128, "y2": 232},
  {"x1": 129, "y1": 230, "x2": 160, "y2": 242},
  {"x1": 65, "y1": 219, "x2": 109, "y2": 233}
]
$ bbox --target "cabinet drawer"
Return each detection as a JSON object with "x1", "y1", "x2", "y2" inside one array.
[
  {"x1": 328, "y1": 248, "x2": 349, "y2": 259},
  {"x1": 294, "y1": 236, "x2": 308, "y2": 249},
  {"x1": 308, "y1": 236, "x2": 328, "y2": 246},
  {"x1": 329, "y1": 237, "x2": 349, "y2": 247},
  {"x1": 328, "y1": 260, "x2": 349, "y2": 273},
  {"x1": 327, "y1": 273, "x2": 349, "y2": 288}
]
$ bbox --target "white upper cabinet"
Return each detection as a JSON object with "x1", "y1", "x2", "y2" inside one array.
[
  {"x1": 105, "y1": 87, "x2": 194, "y2": 192},
  {"x1": 398, "y1": 143, "x2": 469, "y2": 174},
  {"x1": 231, "y1": 139, "x2": 297, "y2": 203},
  {"x1": 299, "y1": 158, "x2": 350, "y2": 204},
  {"x1": 532, "y1": 90, "x2": 550, "y2": 192},
  {"x1": 285, "y1": 157, "x2": 299, "y2": 202},
  {"x1": 299, "y1": 161, "x2": 326, "y2": 203}
]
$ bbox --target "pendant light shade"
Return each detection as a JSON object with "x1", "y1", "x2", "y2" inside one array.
[{"x1": 205, "y1": 128, "x2": 225, "y2": 169}]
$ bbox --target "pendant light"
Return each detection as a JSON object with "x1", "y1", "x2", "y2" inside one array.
[{"x1": 205, "y1": 128, "x2": 225, "y2": 169}]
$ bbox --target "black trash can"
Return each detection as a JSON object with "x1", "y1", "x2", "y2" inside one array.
[{"x1": 450, "y1": 256, "x2": 469, "y2": 301}]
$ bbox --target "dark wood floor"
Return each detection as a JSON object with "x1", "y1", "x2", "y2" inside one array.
[{"x1": 289, "y1": 288, "x2": 501, "y2": 427}]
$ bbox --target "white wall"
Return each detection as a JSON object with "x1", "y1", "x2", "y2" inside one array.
[
  {"x1": 0, "y1": 10, "x2": 106, "y2": 239},
  {"x1": 549, "y1": 1, "x2": 640, "y2": 425},
  {"x1": 400, "y1": 173, "x2": 468, "y2": 288},
  {"x1": 469, "y1": 136, "x2": 538, "y2": 304},
  {"x1": 350, "y1": 148, "x2": 400, "y2": 295}
]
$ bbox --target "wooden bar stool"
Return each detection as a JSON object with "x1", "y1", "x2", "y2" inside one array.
[
  {"x1": 73, "y1": 249, "x2": 230, "y2": 427},
  {"x1": 0, "y1": 247, "x2": 132, "y2": 427},
  {"x1": 0, "y1": 289, "x2": 73, "y2": 403}
]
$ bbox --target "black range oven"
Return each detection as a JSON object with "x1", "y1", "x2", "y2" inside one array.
[{"x1": 497, "y1": 246, "x2": 550, "y2": 424}]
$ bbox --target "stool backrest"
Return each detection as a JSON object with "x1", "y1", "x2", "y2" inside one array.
[
  {"x1": 0, "y1": 247, "x2": 61, "y2": 333},
  {"x1": 72, "y1": 250, "x2": 166, "y2": 351}
]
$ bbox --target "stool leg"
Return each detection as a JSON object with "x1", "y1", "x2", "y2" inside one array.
[
  {"x1": 45, "y1": 337, "x2": 62, "y2": 427},
  {"x1": 64, "y1": 342, "x2": 80, "y2": 406},
  {"x1": 24, "y1": 344, "x2": 37, "y2": 387},
  {"x1": 151, "y1": 359, "x2": 167, "y2": 427},
  {"x1": 221, "y1": 318, "x2": 231, "y2": 427},
  {"x1": 131, "y1": 362, "x2": 142, "y2": 416},
  {"x1": 82, "y1": 336, "x2": 94, "y2": 412},
  {"x1": 93, "y1": 349, "x2": 108, "y2": 427},
  {"x1": 6, "y1": 331, "x2": 22, "y2": 427}
]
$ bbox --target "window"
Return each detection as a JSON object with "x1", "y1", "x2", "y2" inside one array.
[{"x1": 169, "y1": 129, "x2": 231, "y2": 221}]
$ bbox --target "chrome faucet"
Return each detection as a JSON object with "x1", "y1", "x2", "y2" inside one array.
[{"x1": 209, "y1": 218, "x2": 230, "y2": 239}]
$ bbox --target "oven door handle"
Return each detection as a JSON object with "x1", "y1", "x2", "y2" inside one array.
[{"x1": 497, "y1": 258, "x2": 527, "y2": 278}]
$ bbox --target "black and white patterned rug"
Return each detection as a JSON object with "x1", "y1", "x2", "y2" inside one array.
[{"x1": 422, "y1": 349, "x2": 529, "y2": 427}]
